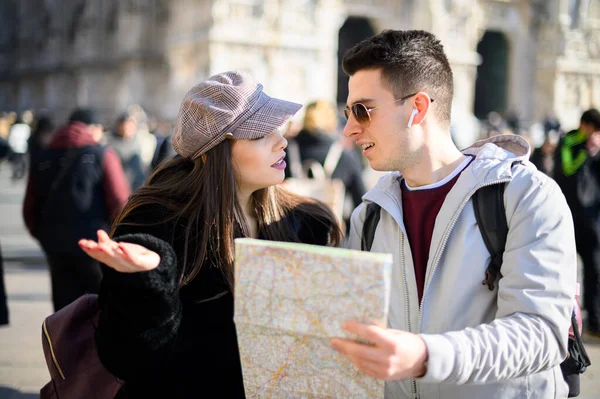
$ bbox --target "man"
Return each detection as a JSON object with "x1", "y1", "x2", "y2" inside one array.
[
  {"x1": 554, "y1": 108, "x2": 600, "y2": 339},
  {"x1": 23, "y1": 108, "x2": 130, "y2": 311},
  {"x1": 330, "y1": 30, "x2": 576, "y2": 398}
]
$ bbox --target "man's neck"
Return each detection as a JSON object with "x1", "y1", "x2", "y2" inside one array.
[{"x1": 401, "y1": 134, "x2": 466, "y2": 188}]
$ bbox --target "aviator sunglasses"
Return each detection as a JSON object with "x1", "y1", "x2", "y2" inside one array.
[{"x1": 344, "y1": 93, "x2": 434, "y2": 126}]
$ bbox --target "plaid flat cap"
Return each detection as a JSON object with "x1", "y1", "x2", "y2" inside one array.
[{"x1": 172, "y1": 71, "x2": 302, "y2": 159}]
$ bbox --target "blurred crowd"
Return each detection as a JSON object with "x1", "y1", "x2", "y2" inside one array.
[
  {"x1": 0, "y1": 103, "x2": 596, "y2": 203},
  {"x1": 0, "y1": 101, "x2": 599, "y2": 322},
  {"x1": 0, "y1": 106, "x2": 176, "y2": 188}
]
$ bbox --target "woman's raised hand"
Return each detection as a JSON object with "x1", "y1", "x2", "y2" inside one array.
[{"x1": 79, "y1": 230, "x2": 160, "y2": 273}]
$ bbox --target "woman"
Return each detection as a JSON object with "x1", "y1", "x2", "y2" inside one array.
[{"x1": 78, "y1": 72, "x2": 342, "y2": 398}]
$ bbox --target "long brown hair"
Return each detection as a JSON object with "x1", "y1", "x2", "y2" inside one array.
[{"x1": 110, "y1": 140, "x2": 342, "y2": 289}]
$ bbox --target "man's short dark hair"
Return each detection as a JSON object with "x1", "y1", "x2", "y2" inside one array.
[
  {"x1": 581, "y1": 108, "x2": 600, "y2": 130},
  {"x1": 342, "y1": 30, "x2": 454, "y2": 127}
]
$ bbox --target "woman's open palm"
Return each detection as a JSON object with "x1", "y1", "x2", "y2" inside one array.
[{"x1": 79, "y1": 230, "x2": 160, "y2": 273}]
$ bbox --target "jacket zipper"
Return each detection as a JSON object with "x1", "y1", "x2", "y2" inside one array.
[
  {"x1": 42, "y1": 319, "x2": 66, "y2": 380},
  {"x1": 413, "y1": 179, "x2": 510, "y2": 397},
  {"x1": 401, "y1": 235, "x2": 420, "y2": 399},
  {"x1": 383, "y1": 192, "x2": 420, "y2": 399}
]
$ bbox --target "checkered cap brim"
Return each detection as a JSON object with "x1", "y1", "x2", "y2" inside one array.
[{"x1": 172, "y1": 71, "x2": 301, "y2": 159}]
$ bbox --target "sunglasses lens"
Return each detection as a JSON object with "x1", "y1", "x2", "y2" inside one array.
[{"x1": 352, "y1": 104, "x2": 370, "y2": 124}]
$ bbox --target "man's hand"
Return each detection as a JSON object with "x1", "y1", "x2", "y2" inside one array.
[
  {"x1": 330, "y1": 322, "x2": 428, "y2": 381},
  {"x1": 587, "y1": 131, "x2": 600, "y2": 157}
]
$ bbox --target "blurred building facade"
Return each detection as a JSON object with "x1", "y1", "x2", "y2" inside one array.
[{"x1": 0, "y1": 0, "x2": 598, "y2": 141}]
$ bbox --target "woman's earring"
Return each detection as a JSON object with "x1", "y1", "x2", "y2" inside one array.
[
  {"x1": 201, "y1": 154, "x2": 207, "y2": 163},
  {"x1": 407, "y1": 108, "x2": 419, "y2": 128}
]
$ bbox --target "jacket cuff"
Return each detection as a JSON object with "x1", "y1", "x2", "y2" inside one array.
[
  {"x1": 418, "y1": 333, "x2": 459, "y2": 383},
  {"x1": 102, "y1": 233, "x2": 179, "y2": 296}
]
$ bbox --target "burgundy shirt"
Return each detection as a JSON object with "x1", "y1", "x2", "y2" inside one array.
[{"x1": 401, "y1": 157, "x2": 472, "y2": 303}]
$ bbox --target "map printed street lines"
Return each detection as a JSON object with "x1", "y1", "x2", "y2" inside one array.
[{"x1": 234, "y1": 238, "x2": 392, "y2": 398}]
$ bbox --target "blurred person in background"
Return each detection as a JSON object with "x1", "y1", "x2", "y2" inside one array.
[
  {"x1": 28, "y1": 114, "x2": 55, "y2": 167},
  {"x1": 7, "y1": 111, "x2": 32, "y2": 181},
  {"x1": 530, "y1": 130, "x2": 559, "y2": 176},
  {"x1": 486, "y1": 111, "x2": 508, "y2": 133},
  {"x1": 554, "y1": 108, "x2": 600, "y2": 339},
  {"x1": 506, "y1": 109, "x2": 523, "y2": 135},
  {"x1": 151, "y1": 120, "x2": 177, "y2": 170},
  {"x1": 23, "y1": 108, "x2": 131, "y2": 311},
  {"x1": 0, "y1": 243, "x2": 7, "y2": 327},
  {"x1": 108, "y1": 112, "x2": 146, "y2": 190},
  {"x1": 127, "y1": 104, "x2": 157, "y2": 173},
  {"x1": 0, "y1": 139, "x2": 9, "y2": 326},
  {"x1": 0, "y1": 112, "x2": 13, "y2": 139},
  {"x1": 543, "y1": 112, "x2": 562, "y2": 135},
  {"x1": 284, "y1": 100, "x2": 366, "y2": 227},
  {"x1": 0, "y1": 127, "x2": 9, "y2": 162}
]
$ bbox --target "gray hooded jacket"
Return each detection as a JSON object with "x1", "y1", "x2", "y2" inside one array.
[{"x1": 346, "y1": 135, "x2": 577, "y2": 399}]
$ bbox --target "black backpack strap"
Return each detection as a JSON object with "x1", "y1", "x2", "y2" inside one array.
[
  {"x1": 473, "y1": 183, "x2": 508, "y2": 290},
  {"x1": 361, "y1": 202, "x2": 381, "y2": 251}
]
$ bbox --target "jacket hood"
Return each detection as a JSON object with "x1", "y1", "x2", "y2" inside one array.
[
  {"x1": 367, "y1": 135, "x2": 531, "y2": 195},
  {"x1": 49, "y1": 122, "x2": 98, "y2": 150}
]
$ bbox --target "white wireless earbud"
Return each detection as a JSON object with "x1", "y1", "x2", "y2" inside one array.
[{"x1": 407, "y1": 108, "x2": 419, "y2": 128}]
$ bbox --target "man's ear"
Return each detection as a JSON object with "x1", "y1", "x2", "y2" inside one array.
[{"x1": 409, "y1": 93, "x2": 433, "y2": 126}]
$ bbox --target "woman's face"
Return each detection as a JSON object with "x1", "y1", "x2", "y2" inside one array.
[{"x1": 230, "y1": 129, "x2": 288, "y2": 195}]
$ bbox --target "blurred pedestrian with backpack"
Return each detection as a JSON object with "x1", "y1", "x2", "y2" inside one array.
[{"x1": 23, "y1": 108, "x2": 130, "y2": 311}]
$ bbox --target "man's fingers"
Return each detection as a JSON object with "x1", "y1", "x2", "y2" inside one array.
[
  {"x1": 331, "y1": 338, "x2": 382, "y2": 362},
  {"x1": 331, "y1": 338, "x2": 389, "y2": 379},
  {"x1": 342, "y1": 322, "x2": 394, "y2": 349}
]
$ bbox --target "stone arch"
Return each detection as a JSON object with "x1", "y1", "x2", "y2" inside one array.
[
  {"x1": 474, "y1": 30, "x2": 510, "y2": 120},
  {"x1": 336, "y1": 16, "x2": 376, "y2": 105}
]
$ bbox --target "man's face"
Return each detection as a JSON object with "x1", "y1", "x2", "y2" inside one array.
[
  {"x1": 342, "y1": 69, "x2": 418, "y2": 172},
  {"x1": 581, "y1": 122, "x2": 600, "y2": 137}
]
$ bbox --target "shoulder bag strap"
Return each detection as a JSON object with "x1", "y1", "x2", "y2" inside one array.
[{"x1": 472, "y1": 182, "x2": 508, "y2": 291}]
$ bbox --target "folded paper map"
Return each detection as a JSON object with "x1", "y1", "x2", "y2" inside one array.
[{"x1": 234, "y1": 238, "x2": 393, "y2": 399}]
